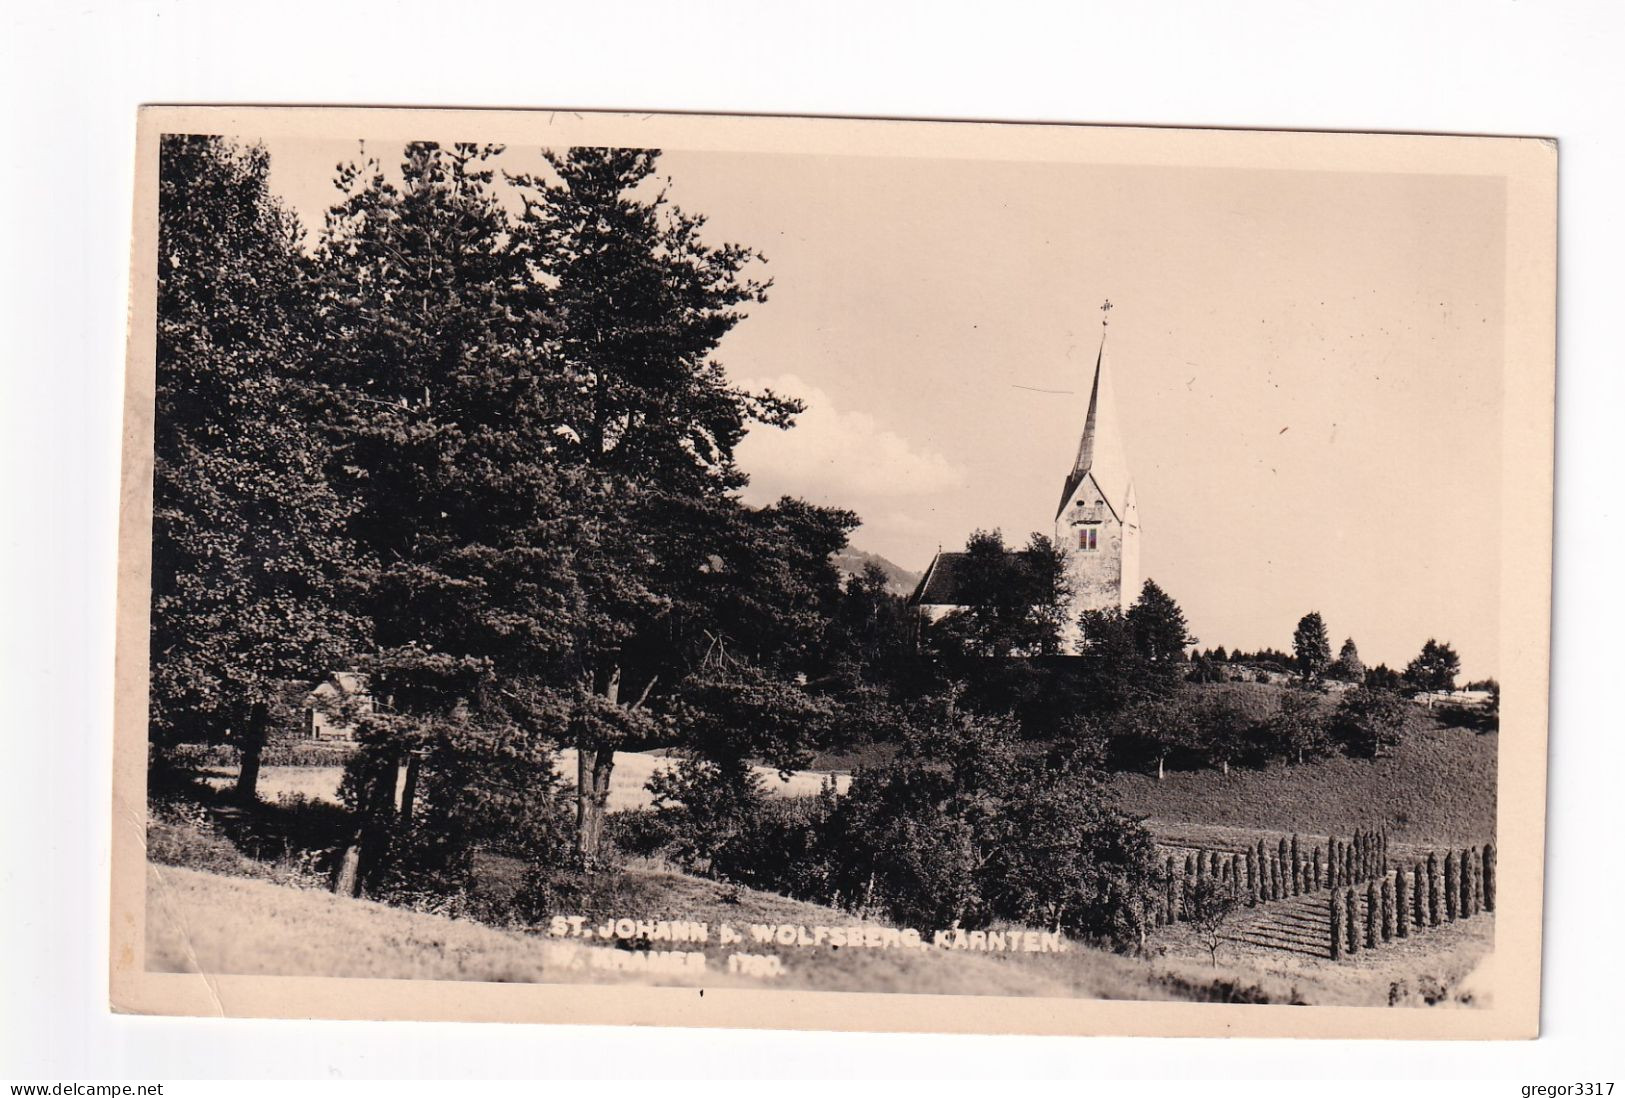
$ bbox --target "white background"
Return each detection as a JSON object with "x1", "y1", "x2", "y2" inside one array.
[{"x1": 2, "y1": 0, "x2": 1621, "y2": 1083}]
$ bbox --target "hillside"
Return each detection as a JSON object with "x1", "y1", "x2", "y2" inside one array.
[
  {"x1": 829, "y1": 547, "x2": 922, "y2": 596},
  {"x1": 1114, "y1": 724, "x2": 1496, "y2": 846}
]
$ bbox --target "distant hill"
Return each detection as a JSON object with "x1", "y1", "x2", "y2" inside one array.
[{"x1": 830, "y1": 547, "x2": 922, "y2": 596}]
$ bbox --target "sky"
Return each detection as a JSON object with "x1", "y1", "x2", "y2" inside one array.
[{"x1": 258, "y1": 136, "x2": 1507, "y2": 680}]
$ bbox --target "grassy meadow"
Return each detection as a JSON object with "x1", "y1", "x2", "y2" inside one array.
[
  {"x1": 1115, "y1": 723, "x2": 1496, "y2": 846},
  {"x1": 145, "y1": 859, "x2": 1488, "y2": 1006}
]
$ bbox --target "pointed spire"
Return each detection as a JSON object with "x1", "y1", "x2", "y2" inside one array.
[{"x1": 1056, "y1": 318, "x2": 1133, "y2": 521}]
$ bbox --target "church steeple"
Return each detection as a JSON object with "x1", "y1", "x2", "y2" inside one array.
[
  {"x1": 1053, "y1": 303, "x2": 1140, "y2": 638},
  {"x1": 1056, "y1": 326, "x2": 1132, "y2": 523}
]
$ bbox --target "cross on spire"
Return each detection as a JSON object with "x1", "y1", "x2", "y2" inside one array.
[{"x1": 1100, "y1": 298, "x2": 1113, "y2": 327}]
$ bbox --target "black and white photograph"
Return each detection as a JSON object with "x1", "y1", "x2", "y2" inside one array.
[{"x1": 108, "y1": 106, "x2": 1554, "y2": 1039}]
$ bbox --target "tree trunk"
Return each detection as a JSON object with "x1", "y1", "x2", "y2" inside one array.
[
  {"x1": 233, "y1": 701, "x2": 270, "y2": 806},
  {"x1": 399, "y1": 753, "x2": 421, "y2": 825},
  {"x1": 353, "y1": 769, "x2": 400, "y2": 898},
  {"x1": 575, "y1": 664, "x2": 624, "y2": 862},
  {"x1": 331, "y1": 835, "x2": 363, "y2": 897},
  {"x1": 1157, "y1": 755, "x2": 1165, "y2": 782}
]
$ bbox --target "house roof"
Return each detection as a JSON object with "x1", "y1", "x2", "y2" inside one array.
[
  {"x1": 908, "y1": 548, "x2": 1046, "y2": 607},
  {"x1": 307, "y1": 671, "x2": 369, "y2": 701},
  {"x1": 1056, "y1": 337, "x2": 1134, "y2": 522},
  {"x1": 909, "y1": 550, "x2": 971, "y2": 606}
]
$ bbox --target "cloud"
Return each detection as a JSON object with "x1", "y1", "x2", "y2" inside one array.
[{"x1": 734, "y1": 374, "x2": 966, "y2": 505}]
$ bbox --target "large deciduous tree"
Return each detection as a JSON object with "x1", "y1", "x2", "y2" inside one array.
[
  {"x1": 1404, "y1": 638, "x2": 1461, "y2": 694},
  {"x1": 927, "y1": 530, "x2": 1071, "y2": 660},
  {"x1": 151, "y1": 135, "x2": 366, "y2": 801}
]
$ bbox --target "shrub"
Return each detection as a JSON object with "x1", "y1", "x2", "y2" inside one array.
[
  {"x1": 604, "y1": 807, "x2": 671, "y2": 861},
  {"x1": 1244, "y1": 848, "x2": 1256, "y2": 906},
  {"x1": 1460, "y1": 846, "x2": 1474, "y2": 917},
  {"x1": 647, "y1": 754, "x2": 773, "y2": 875},
  {"x1": 828, "y1": 700, "x2": 1159, "y2": 947},
  {"x1": 1332, "y1": 688, "x2": 1412, "y2": 758},
  {"x1": 1483, "y1": 843, "x2": 1496, "y2": 912},
  {"x1": 1291, "y1": 834, "x2": 1302, "y2": 895},
  {"x1": 1312, "y1": 846, "x2": 1322, "y2": 891},
  {"x1": 1188, "y1": 877, "x2": 1238, "y2": 967}
]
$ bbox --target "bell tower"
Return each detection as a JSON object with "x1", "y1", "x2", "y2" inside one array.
[{"x1": 1054, "y1": 302, "x2": 1140, "y2": 652}]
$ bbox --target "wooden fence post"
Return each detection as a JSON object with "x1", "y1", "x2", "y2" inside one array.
[
  {"x1": 1413, "y1": 860, "x2": 1426, "y2": 928},
  {"x1": 1345, "y1": 888, "x2": 1359, "y2": 954},
  {"x1": 1330, "y1": 891, "x2": 1342, "y2": 960},
  {"x1": 1394, "y1": 865, "x2": 1409, "y2": 938},
  {"x1": 1444, "y1": 851, "x2": 1459, "y2": 921},
  {"x1": 1166, "y1": 855, "x2": 1177, "y2": 923},
  {"x1": 1189, "y1": 851, "x2": 1202, "y2": 922},
  {"x1": 1365, "y1": 881, "x2": 1379, "y2": 948},
  {"x1": 1427, "y1": 853, "x2": 1441, "y2": 926}
]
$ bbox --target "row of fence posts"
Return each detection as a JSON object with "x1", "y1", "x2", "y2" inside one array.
[
  {"x1": 1155, "y1": 825, "x2": 1407, "y2": 927},
  {"x1": 1328, "y1": 842, "x2": 1496, "y2": 960}
]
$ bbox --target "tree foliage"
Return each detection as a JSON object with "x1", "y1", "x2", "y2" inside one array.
[
  {"x1": 1330, "y1": 637, "x2": 1365, "y2": 683},
  {"x1": 827, "y1": 696, "x2": 1159, "y2": 944},
  {"x1": 1331, "y1": 686, "x2": 1411, "y2": 758},
  {"x1": 1405, "y1": 638, "x2": 1462, "y2": 693},
  {"x1": 925, "y1": 529, "x2": 1072, "y2": 660},
  {"x1": 1292, "y1": 611, "x2": 1333, "y2": 679},
  {"x1": 150, "y1": 135, "x2": 368, "y2": 796}
]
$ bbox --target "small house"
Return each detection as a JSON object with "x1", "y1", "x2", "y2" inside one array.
[{"x1": 303, "y1": 671, "x2": 371, "y2": 742}]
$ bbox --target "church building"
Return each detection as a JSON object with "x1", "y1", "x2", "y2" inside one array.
[{"x1": 909, "y1": 315, "x2": 1140, "y2": 655}]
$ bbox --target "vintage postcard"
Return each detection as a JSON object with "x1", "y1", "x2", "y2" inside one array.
[{"x1": 112, "y1": 106, "x2": 1555, "y2": 1038}]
